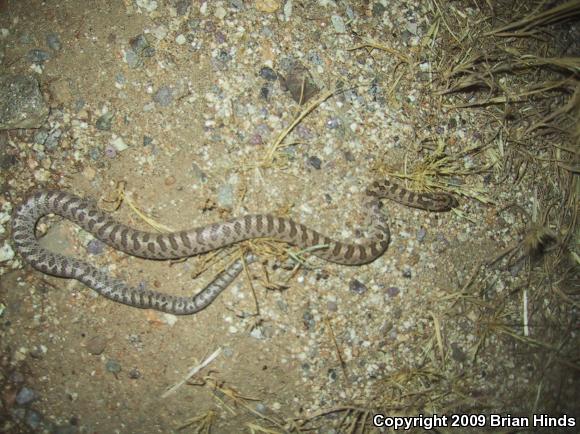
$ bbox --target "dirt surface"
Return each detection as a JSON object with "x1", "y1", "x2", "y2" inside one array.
[{"x1": 0, "y1": 1, "x2": 578, "y2": 433}]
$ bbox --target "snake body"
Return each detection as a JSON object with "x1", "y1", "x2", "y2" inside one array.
[{"x1": 11, "y1": 181, "x2": 456, "y2": 314}]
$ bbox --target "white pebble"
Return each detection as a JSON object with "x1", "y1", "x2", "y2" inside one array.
[
  {"x1": 331, "y1": 15, "x2": 346, "y2": 33},
  {"x1": 175, "y1": 34, "x2": 186, "y2": 45},
  {"x1": 135, "y1": 0, "x2": 158, "y2": 12},
  {"x1": 214, "y1": 6, "x2": 226, "y2": 19},
  {"x1": 0, "y1": 241, "x2": 14, "y2": 262},
  {"x1": 110, "y1": 136, "x2": 128, "y2": 152}
]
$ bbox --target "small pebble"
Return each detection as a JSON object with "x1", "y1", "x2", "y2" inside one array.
[
  {"x1": 36, "y1": 131, "x2": 48, "y2": 145},
  {"x1": 135, "y1": 0, "x2": 158, "y2": 13},
  {"x1": 0, "y1": 242, "x2": 15, "y2": 262},
  {"x1": 417, "y1": 227, "x2": 427, "y2": 242},
  {"x1": 105, "y1": 359, "x2": 122, "y2": 374},
  {"x1": 151, "y1": 24, "x2": 168, "y2": 41},
  {"x1": 402, "y1": 267, "x2": 412, "y2": 278},
  {"x1": 143, "y1": 135, "x2": 153, "y2": 146},
  {"x1": 307, "y1": 155, "x2": 322, "y2": 170},
  {"x1": 27, "y1": 49, "x2": 50, "y2": 63},
  {"x1": 104, "y1": 146, "x2": 117, "y2": 159},
  {"x1": 153, "y1": 86, "x2": 173, "y2": 106},
  {"x1": 164, "y1": 175, "x2": 176, "y2": 186},
  {"x1": 87, "y1": 335, "x2": 107, "y2": 355},
  {"x1": 327, "y1": 368, "x2": 338, "y2": 381},
  {"x1": 95, "y1": 112, "x2": 114, "y2": 131},
  {"x1": 331, "y1": 15, "x2": 346, "y2": 33},
  {"x1": 259, "y1": 86, "x2": 270, "y2": 100},
  {"x1": 349, "y1": 278, "x2": 368, "y2": 294},
  {"x1": 217, "y1": 183, "x2": 234, "y2": 208},
  {"x1": 124, "y1": 50, "x2": 142, "y2": 68},
  {"x1": 303, "y1": 310, "x2": 315, "y2": 330},
  {"x1": 45, "y1": 129, "x2": 61, "y2": 149},
  {"x1": 175, "y1": 34, "x2": 186, "y2": 45},
  {"x1": 16, "y1": 387, "x2": 37, "y2": 405},
  {"x1": 250, "y1": 326, "x2": 265, "y2": 340},
  {"x1": 248, "y1": 132, "x2": 263, "y2": 146},
  {"x1": 296, "y1": 124, "x2": 313, "y2": 140},
  {"x1": 214, "y1": 6, "x2": 227, "y2": 19},
  {"x1": 29, "y1": 345, "x2": 47, "y2": 359},
  {"x1": 259, "y1": 66, "x2": 277, "y2": 81},
  {"x1": 86, "y1": 239, "x2": 105, "y2": 255},
  {"x1": 128, "y1": 368, "x2": 141, "y2": 379},
  {"x1": 110, "y1": 136, "x2": 128, "y2": 152},
  {"x1": 281, "y1": 62, "x2": 319, "y2": 104},
  {"x1": 306, "y1": 50, "x2": 323, "y2": 65},
  {"x1": 142, "y1": 47, "x2": 155, "y2": 58},
  {"x1": 386, "y1": 286, "x2": 400, "y2": 298}
]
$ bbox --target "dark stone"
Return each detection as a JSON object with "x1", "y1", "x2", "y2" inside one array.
[
  {"x1": 303, "y1": 310, "x2": 315, "y2": 330},
  {"x1": 95, "y1": 112, "x2": 115, "y2": 131},
  {"x1": 280, "y1": 62, "x2": 319, "y2": 105},
  {"x1": 260, "y1": 86, "x2": 270, "y2": 100},
  {"x1": 349, "y1": 278, "x2": 368, "y2": 294},
  {"x1": 259, "y1": 66, "x2": 277, "y2": 81},
  {"x1": 307, "y1": 155, "x2": 322, "y2": 170}
]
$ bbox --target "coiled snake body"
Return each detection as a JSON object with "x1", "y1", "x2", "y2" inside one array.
[{"x1": 11, "y1": 181, "x2": 457, "y2": 314}]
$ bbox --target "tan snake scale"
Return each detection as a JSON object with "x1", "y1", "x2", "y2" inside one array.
[{"x1": 11, "y1": 181, "x2": 457, "y2": 314}]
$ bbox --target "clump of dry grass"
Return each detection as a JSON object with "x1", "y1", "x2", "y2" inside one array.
[
  {"x1": 307, "y1": 0, "x2": 580, "y2": 428},
  {"x1": 435, "y1": 0, "x2": 579, "y2": 410}
]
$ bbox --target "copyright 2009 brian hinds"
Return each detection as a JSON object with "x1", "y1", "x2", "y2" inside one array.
[{"x1": 372, "y1": 413, "x2": 576, "y2": 430}]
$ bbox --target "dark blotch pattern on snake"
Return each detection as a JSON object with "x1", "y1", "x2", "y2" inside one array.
[{"x1": 11, "y1": 182, "x2": 456, "y2": 314}]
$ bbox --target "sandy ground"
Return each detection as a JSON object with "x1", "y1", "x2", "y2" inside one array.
[{"x1": 0, "y1": 1, "x2": 577, "y2": 433}]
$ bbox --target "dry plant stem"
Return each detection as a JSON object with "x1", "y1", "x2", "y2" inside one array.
[
  {"x1": 201, "y1": 377, "x2": 286, "y2": 430},
  {"x1": 485, "y1": 0, "x2": 580, "y2": 37},
  {"x1": 162, "y1": 348, "x2": 222, "y2": 398},
  {"x1": 347, "y1": 39, "x2": 410, "y2": 64},
  {"x1": 324, "y1": 317, "x2": 349, "y2": 381}
]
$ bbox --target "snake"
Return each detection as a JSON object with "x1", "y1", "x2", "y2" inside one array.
[{"x1": 11, "y1": 181, "x2": 457, "y2": 315}]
